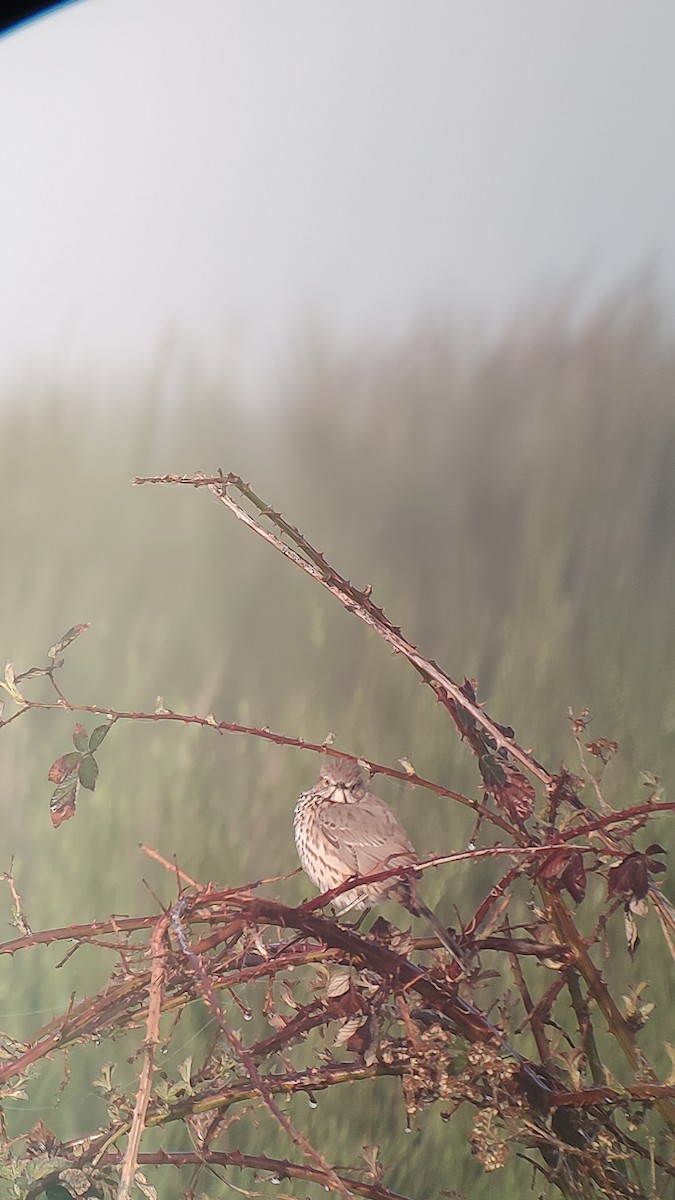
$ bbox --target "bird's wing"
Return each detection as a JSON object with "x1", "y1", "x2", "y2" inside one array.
[{"x1": 317, "y1": 796, "x2": 417, "y2": 878}]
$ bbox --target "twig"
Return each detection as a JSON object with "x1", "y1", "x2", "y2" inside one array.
[
  {"x1": 508, "y1": 923, "x2": 552, "y2": 1065},
  {"x1": 566, "y1": 967, "x2": 607, "y2": 1088},
  {"x1": 116, "y1": 909, "x2": 170, "y2": 1199},
  {"x1": 139, "y1": 844, "x2": 200, "y2": 889},
  {"x1": 0, "y1": 858, "x2": 32, "y2": 935}
]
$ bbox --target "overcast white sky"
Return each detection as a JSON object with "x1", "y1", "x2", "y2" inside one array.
[{"x1": 1, "y1": 0, "x2": 674, "y2": 393}]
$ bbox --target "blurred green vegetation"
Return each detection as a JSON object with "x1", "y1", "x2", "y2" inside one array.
[{"x1": 1, "y1": 286, "x2": 674, "y2": 1197}]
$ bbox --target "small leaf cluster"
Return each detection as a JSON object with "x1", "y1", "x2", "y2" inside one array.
[{"x1": 47, "y1": 723, "x2": 111, "y2": 828}]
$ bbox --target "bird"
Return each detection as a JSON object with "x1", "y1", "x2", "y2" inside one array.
[{"x1": 294, "y1": 757, "x2": 466, "y2": 966}]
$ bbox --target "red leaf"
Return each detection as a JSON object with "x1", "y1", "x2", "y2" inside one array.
[
  {"x1": 537, "y1": 849, "x2": 568, "y2": 885},
  {"x1": 489, "y1": 762, "x2": 535, "y2": 823},
  {"x1": 608, "y1": 853, "x2": 649, "y2": 901},
  {"x1": 330, "y1": 984, "x2": 365, "y2": 1019},
  {"x1": 561, "y1": 852, "x2": 587, "y2": 903},
  {"x1": 346, "y1": 1013, "x2": 377, "y2": 1057},
  {"x1": 72, "y1": 724, "x2": 89, "y2": 752},
  {"x1": 585, "y1": 738, "x2": 618, "y2": 764},
  {"x1": 47, "y1": 751, "x2": 81, "y2": 785},
  {"x1": 50, "y1": 782, "x2": 79, "y2": 828},
  {"x1": 537, "y1": 848, "x2": 586, "y2": 903}
]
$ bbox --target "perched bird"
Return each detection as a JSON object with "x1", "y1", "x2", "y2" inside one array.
[{"x1": 294, "y1": 757, "x2": 465, "y2": 966}]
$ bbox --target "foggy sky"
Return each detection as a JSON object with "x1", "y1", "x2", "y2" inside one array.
[{"x1": 1, "y1": 0, "x2": 674, "y2": 392}]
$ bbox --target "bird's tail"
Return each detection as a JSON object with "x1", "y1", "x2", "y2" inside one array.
[{"x1": 413, "y1": 897, "x2": 467, "y2": 969}]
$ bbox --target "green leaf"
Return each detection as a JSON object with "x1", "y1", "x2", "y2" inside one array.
[
  {"x1": 478, "y1": 753, "x2": 507, "y2": 788},
  {"x1": 88, "y1": 723, "x2": 111, "y2": 752},
  {"x1": 51, "y1": 778, "x2": 80, "y2": 800},
  {"x1": 78, "y1": 754, "x2": 99, "y2": 792},
  {"x1": 177, "y1": 1055, "x2": 194, "y2": 1089},
  {"x1": 45, "y1": 1185, "x2": 75, "y2": 1200},
  {"x1": 72, "y1": 724, "x2": 89, "y2": 752}
]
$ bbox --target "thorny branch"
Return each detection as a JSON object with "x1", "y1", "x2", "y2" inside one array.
[
  {"x1": 0, "y1": 469, "x2": 673, "y2": 1199},
  {"x1": 133, "y1": 473, "x2": 552, "y2": 785}
]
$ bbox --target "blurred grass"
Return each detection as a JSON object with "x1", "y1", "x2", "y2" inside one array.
[{"x1": 1, "y1": 287, "x2": 674, "y2": 1196}]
